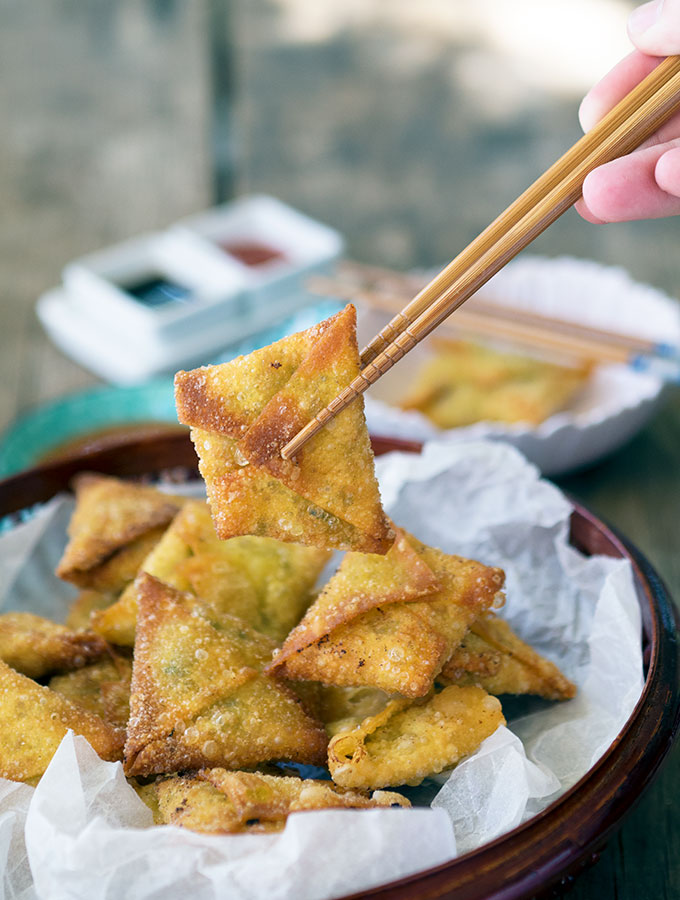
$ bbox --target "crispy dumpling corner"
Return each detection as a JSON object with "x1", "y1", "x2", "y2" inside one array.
[
  {"x1": 154, "y1": 768, "x2": 409, "y2": 834},
  {"x1": 440, "y1": 613, "x2": 576, "y2": 701}
]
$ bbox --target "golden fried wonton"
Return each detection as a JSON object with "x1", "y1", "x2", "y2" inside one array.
[
  {"x1": 439, "y1": 614, "x2": 576, "y2": 701},
  {"x1": 175, "y1": 305, "x2": 393, "y2": 554},
  {"x1": 328, "y1": 685, "x2": 505, "y2": 789},
  {"x1": 92, "y1": 500, "x2": 329, "y2": 646},
  {"x1": 124, "y1": 574, "x2": 328, "y2": 776},
  {"x1": 400, "y1": 339, "x2": 591, "y2": 429},
  {"x1": 56, "y1": 473, "x2": 182, "y2": 590},
  {"x1": 0, "y1": 659, "x2": 125, "y2": 782},
  {"x1": 270, "y1": 532, "x2": 505, "y2": 698},
  {"x1": 0, "y1": 612, "x2": 109, "y2": 679},
  {"x1": 268, "y1": 527, "x2": 439, "y2": 668},
  {"x1": 49, "y1": 654, "x2": 133, "y2": 729},
  {"x1": 153, "y1": 769, "x2": 409, "y2": 834}
]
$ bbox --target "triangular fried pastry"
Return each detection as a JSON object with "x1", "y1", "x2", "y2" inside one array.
[
  {"x1": 268, "y1": 527, "x2": 440, "y2": 670},
  {"x1": 328, "y1": 685, "x2": 505, "y2": 790},
  {"x1": 50, "y1": 655, "x2": 133, "y2": 729},
  {"x1": 56, "y1": 474, "x2": 182, "y2": 589},
  {"x1": 124, "y1": 574, "x2": 328, "y2": 776},
  {"x1": 152, "y1": 770, "x2": 408, "y2": 834},
  {"x1": 0, "y1": 612, "x2": 109, "y2": 679},
  {"x1": 175, "y1": 305, "x2": 393, "y2": 553},
  {"x1": 0, "y1": 659, "x2": 125, "y2": 782},
  {"x1": 439, "y1": 613, "x2": 576, "y2": 701},
  {"x1": 92, "y1": 500, "x2": 329, "y2": 646},
  {"x1": 271, "y1": 534, "x2": 505, "y2": 698}
]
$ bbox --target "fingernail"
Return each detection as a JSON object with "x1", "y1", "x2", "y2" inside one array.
[{"x1": 628, "y1": 0, "x2": 663, "y2": 38}]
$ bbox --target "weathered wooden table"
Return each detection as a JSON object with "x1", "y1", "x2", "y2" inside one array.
[{"x1": 0, "y1": 0, "x2": 678, "y2": 896}]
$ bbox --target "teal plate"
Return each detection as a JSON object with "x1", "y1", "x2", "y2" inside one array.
[{"x1": 0, "y1": 300, "x2": 342, "y2": 478}]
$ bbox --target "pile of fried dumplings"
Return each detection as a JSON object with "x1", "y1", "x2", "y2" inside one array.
[{"x1": 0, "y1": 471, "x2": 574, "y2": 834}]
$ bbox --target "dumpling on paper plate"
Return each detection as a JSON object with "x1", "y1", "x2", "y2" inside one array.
[
  {"x1": 174, "y1": 304, "x2": 393, "y2": 554},
  {"x1": 123, "y1": 574, "x2": 328, "y2": 777},
  {"x1": 268, "y1": 529, "x2": 505, "y2": 698}
]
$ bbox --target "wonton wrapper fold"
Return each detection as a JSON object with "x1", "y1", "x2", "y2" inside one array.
[
  {"x1": 269, "y1": 527, "x2": 440, "y2": 670},
  {"x1": 272, "y1": 533, "x2": 505, "y2": 698},
  {"x1": 124, "y1": 574, "x2": 328, "y2": 776},
  {"x1": 92, "y1": 500, "x2": 329, "y2": 646},
  {"x1": 175, "y1": 305, "x2": 393, "y2": 553},
  {"x1": 0, "y1": 612, "x2": 109, "y2": 679}
]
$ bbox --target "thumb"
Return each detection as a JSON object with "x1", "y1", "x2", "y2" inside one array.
[{"x1": 628, "y1": 0, "x2": 680, "y2": 55}]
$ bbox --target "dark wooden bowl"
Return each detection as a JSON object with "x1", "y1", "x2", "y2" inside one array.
[{"x1": 0, "y1": 431, "x2": 677, "y2": 900}]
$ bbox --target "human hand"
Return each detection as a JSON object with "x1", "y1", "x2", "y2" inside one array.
[{"x1": 576, "y1": 0, "x2": 680, "y2": 223}]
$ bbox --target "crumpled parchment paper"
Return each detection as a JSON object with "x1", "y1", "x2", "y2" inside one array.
[{"x1": 0, "y1": 439, "x2": 643, "y2": 899}]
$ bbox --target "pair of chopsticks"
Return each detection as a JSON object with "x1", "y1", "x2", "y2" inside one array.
[
  {"x1": 281, "y1": 56, "x2": 680, "y2": 460},
  {"x1": 308, "y1": 262, "x2": 680, "y2": 368}
]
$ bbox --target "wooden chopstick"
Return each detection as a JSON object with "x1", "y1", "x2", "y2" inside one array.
[
  {"x1": 359, "y1": 55, "x2": 680, "y2": 366},
  {"x1": 281, "y1": 56, "x2": 680, "y2": 461},
  {"x1": 326, "y1": 282, "x2": 630, "y2": 365},
  {"x1": 307, "y1": 270, "x2": 664, "y2": 362}
]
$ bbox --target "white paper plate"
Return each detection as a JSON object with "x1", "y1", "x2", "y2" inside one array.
[{"x1": 361, "y1": 256, "x2": 680, "y2": 476}]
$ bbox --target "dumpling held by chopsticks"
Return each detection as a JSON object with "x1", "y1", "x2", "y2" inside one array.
[{"x1": 175, "y1": 304, "x2": 393, "y2": 554}]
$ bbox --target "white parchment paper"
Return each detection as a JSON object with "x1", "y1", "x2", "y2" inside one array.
[{"x1": 0, "y1": 440, "x2": 643, "y2": 900}]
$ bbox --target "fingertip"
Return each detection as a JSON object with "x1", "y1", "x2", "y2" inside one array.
[
  {"x1": 576, "y1": 172, "x2": 609, "y2": 224},
  {"x1": 628, "y1": 0, "x2": 680, "y2": 55},
  {"x1": 578, "y1": 94, "x2": 599, "y2": 134},
  {"x1": 655, "y1": 146, "x2": 680, "y2": 197}
]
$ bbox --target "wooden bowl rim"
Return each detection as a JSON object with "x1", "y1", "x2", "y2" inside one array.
[{"x1": 0, "y1": 431, "x2": 677, "y2": 900}]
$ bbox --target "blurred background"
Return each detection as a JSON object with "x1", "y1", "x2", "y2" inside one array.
[{"x1": 4, "y1": 0, "x2": 678, "y2": 420}]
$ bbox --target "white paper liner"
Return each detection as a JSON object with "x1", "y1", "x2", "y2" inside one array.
[
  {"x1": 0, "y1": 440, "x2": 644, "y2": 899},
  {"x1": 361, "y1": 255, "x2": 680, "y2": 475}
]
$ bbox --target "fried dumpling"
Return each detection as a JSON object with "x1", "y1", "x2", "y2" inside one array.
[
  {"x1": 328, "y1": 685, "x2": 505, "y2": 790},
  {"x1": 0, "y1": 612, "x2": 109, "y2": 679},
  {"x1": 269, "y1": 527, "x2": 439, "y2": 665},
  {"x1": 175, "y1": 305, "x2": 393, "y2": 554},
  {"x1": 439, "y1": 613, "x2": 576, "y2": 701},
  {"x1": 152, "y1": 769, "x2": 408, "y2": 834},
  {"x1": 49, "y1": 654, "x2": 133, "y2": 729},
  {"x1": 92, "y1": 500, "x2": 330, "y2": 646},
  {"x1": 56, "y1": 473, "x2": 182, "y2": 591},
  {"x1": 0, "y1": 659, "x2": 125, "y2": 783},
  {"x1": 124, "y1": 574, "x2": 328, "y2": 776},
  {"x1": 400, "y1": 339, "x2": 590, "y2": 429},
  {"x1": 270, "y1": 532, "x2": 505, "y2": 698}
]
